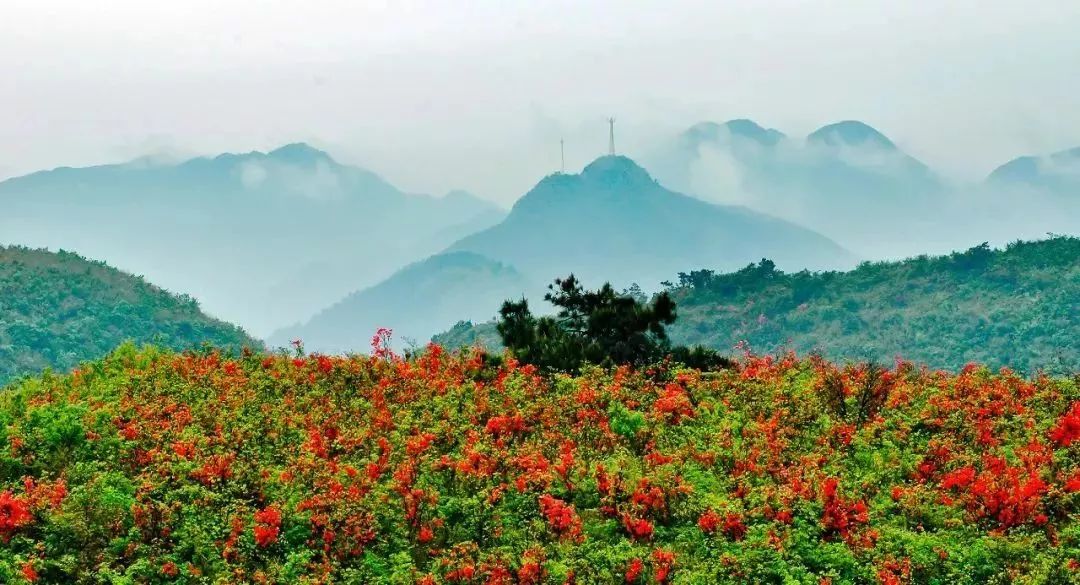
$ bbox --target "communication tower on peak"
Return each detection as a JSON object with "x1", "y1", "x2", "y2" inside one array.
[{"x1": 608, "y1": 117, "x2": 616, "y2": 155}]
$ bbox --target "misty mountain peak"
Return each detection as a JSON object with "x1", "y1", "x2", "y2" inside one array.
[
  {"x1": 683, "y1": 119, "x2": 785, "y2": 147},
  {"x1": 987, "y1": 145, "x2": 1080, "y2": 186},
  {"x1": 808, "y1": 121, "x2": 896, "y2": 150},
  {"x1": 267, "y1": 143, "x2": 335, "y2": 166},
  {"x1": 580, "y1": 155, "x2": 656, "y2": 186},
  {"x1": 724, "y1": 119, "x2": 786, "y2": 145}
]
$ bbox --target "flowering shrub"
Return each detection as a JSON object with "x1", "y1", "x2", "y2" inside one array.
[{"x1": 0, "y1": 342, "x2": 1078, "y2": 583}]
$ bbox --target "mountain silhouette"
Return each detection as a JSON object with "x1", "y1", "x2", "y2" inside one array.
[
  {"x1": 446, "y1": 155, "x2": 855, "y2": 287},
  {"x1": 0, "y1": 144, "x2": 504, "y2": 335},
  {"x1": 987, "y1": 146, "x2": 1080, "y2": 193},
  {"x1": 647, "y1": 119, "x2": 945, "y2": 258},
  {"x1": 270, "y1": 251, "x2": 533, "y2": 353}
]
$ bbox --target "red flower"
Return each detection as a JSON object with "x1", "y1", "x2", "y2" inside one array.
[
  {"x1": 253, "y1": 506, "x2": 282, "y2": 547},
  {"x1": 697, "y1": 509, "x2": 721, "y2": 534},
  {"x1": 0, "y1": 491, "x2": 32, "y2": 542},
  {"x1": 1065, "y1": 470, "x2": 1080, "y2": 492},
  {"x1": 652, "y1": 549, "x2": 676, "y2": 583},
  {"x1": 485, "y1": 412, "x2": 527, "y2": 437},
  {"x1": 21, "y1": 561, "x2": 38, "y2": 582},
  {"x1": 418, "y1": 525, "x2": 434, "y2": 543},
  {"x1": 654, "y1": 384, "x2": 694, "y2": 423},
  {"x1": 446, "y1": 564, "x2": 475, "y2": 582},
  {"x1": 1051, "y1": 403, "x2": 1080, "y2": 447},
  {"x1": 622, "y1": 514, "x2": 654, "y2": 540},
  {"x1": 722, "y1": 513, "x2": 748, "y2": 541},
  {"x1": 538, "y1": 494, "x2": 583, "y2": 541},
  {"x1": 820, "y1": 478, "x2": 869, "y2": 542},
  {"x1": 941, "y1": 466, "x2": 976, "y2": 490},
  {"x1": 625, "y1": 558, "x2": 644, "y2": 583}
]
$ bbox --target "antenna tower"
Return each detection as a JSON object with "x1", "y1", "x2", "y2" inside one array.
[
  {"x1": 560, "y1": 138, "x2": 565, "y2": 173},
  {"x1": 607, "y1": 117, "x2": 616, "y2": 155}
]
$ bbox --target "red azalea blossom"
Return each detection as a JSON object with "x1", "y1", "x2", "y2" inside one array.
[
  {"x1": 538, "y1": 494, "x2": 583, "y2": 541},
  {"x1": 652, "y1": 549, "x2": 676, "y2": 583},
  {"x1": 0, "y1": 491, "x2": 32, "y2": 542},
  {"x1": 697, "y1": 509, "x2": 721, "y2": 533},
  {"x1": 622, "y1": 515, "x2": 654, "y2": 540},
  {"x1": 21, "y1": 561, "x2": 38, "y2": 582},
  {"x1": 253, "y1": 506, "x2": 282, "y2": 547},
  {"x1": 625, "y1": 558, "x2": 644, "y2": 583},
  {"x1": 1051, "y1": 403, "x2": 1080, "y2": 447}
]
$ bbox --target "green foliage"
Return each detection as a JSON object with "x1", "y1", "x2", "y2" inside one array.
[
  {"x1": 496, "y1": 275, "x2": 727, "y2": 374},
  {"x1": 0, "y1": 346, "x2": 1078, "y2": 583},
  {"x1": 665, "y1": 237, "x2": 1080, "y2": 373},
  {"x1": 438, "y1": 237, "x2": 1080, "y2": 373},
  {"x1": 0, "y1": 246, "x2": 257, "y2": 386}
]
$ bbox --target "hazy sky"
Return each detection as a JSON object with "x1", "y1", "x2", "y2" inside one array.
[{"x1": 3, "y1": 0, "x2": 1079, "y2": 203}]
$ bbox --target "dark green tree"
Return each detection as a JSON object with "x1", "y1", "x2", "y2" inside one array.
[{"x1": 497, "y1": 275, "x2": 727, "y2": 373}]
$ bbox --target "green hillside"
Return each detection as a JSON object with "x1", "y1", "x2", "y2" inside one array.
[
  {"x1": 666, "y1": 237, "x2": 1079, "y2": 373},
  {"x1": 434, "y1": 238, "x2": 1080, "y2": 374},
  {"x1": 0, "y1": 246, "x2": 257, "y2": 385}
]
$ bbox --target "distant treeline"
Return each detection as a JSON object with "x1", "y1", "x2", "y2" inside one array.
[{"x1": 436, "y1": 237, "x2": 1080, "y2": 374}]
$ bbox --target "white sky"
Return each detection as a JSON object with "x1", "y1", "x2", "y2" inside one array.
[{"x1": 3, "y1": 0, "x2": 1079, "y2": 203}]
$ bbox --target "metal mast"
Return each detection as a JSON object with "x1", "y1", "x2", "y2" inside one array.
[
  {"x1": 607, "y1": 117, "x2": 616, "y2": 155},
  {"x1": 560, "y1": 138, "x2": 565, "y2": 173}
]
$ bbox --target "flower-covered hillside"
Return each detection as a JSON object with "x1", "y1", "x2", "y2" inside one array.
[{"x1": 1, "y1": 342, "x2": 1079, "y2": 583}]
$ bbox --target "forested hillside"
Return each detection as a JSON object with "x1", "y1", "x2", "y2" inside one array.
[
  {"x1": 667, "y1": 237, "x2": 1079, "y2": 373},
  {"x1": 435, "y1": 238, "x2": 1080, "y2": 374},
  {"x1": 0, "y1": 247, "x2": 256, "y2": 385}
]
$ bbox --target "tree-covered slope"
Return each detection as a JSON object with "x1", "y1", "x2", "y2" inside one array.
[
  {"x1": 0, "y1": 246, "x2": 256, "y2": 385},
  {"x1": 666, "y1": 237, "x2": 1080, "y2": 373},
  {"x1": 433, "y1": 238, "x2": 1080, "y2": 374},
  {"x1": 0, "y1": 344, "x2": 1079, "y2": 582}
]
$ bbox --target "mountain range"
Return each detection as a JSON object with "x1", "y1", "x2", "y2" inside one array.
[
  {"x1": 0, "y1": 144, "x2": 504, "y2": 336},
  {"x1": 277, "y1": 155, "x2": 855, "y2": 350},
  {"x1": 2, "y1": 124, "x2": 1078, "y2": 356},
  {"x1": 646, "y1": 119, "x2": 1079, "y2": 259}
]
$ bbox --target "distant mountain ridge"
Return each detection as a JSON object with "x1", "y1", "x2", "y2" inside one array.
[
  {"x1": 277, "y1": 154, "x2": 853, "y2": 353},
  {"x1": 0, "y1": 143, "x2": 505, "y2": 336},
  {"x1": 0, "y1": 246, "x2": 256, "y2": 386},
  {"x1": 270, "y1": 251, "x2": 533, "y2": 353},
  {"x1": 806, "y1": 120, "x2": 898, "y2": 150},
  {"x1": 987, "y1": 146, "x2": 1080, "y2": 193},
  {"x1": 447, "y1": 155, "x2": 855, "y2": 286},
  {"x1": 647, "y1": 119, "x2": 955, "y2": 258}
]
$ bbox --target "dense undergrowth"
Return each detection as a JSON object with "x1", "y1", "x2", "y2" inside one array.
[{"x1": 1, "y1": 340, "x2": 1080, "y2": 583}]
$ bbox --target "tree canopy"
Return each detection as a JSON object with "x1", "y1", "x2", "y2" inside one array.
[{"x1": 496, "y1": 275, "x2": 727, "y2": 373}]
